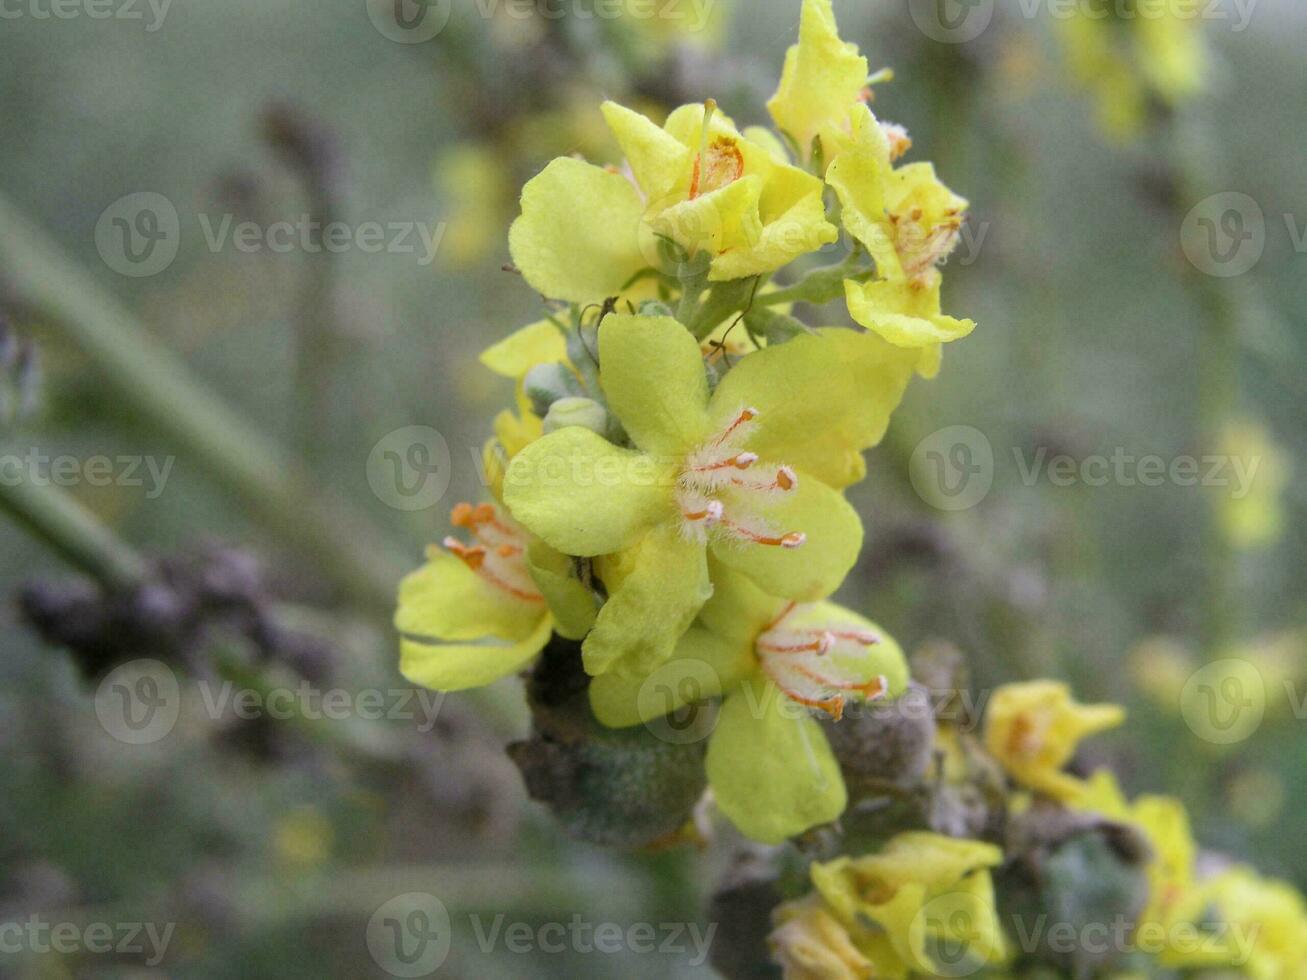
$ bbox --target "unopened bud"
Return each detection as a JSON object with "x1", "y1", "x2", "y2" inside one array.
[
  {"x1": 543, "y1": 396, "x2": 609, "y2": 436},
  {"x1": 523, "y1": 362, "x2": 583, "y2": 418}
]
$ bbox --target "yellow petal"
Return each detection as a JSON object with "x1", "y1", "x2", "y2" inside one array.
[
  {"x1": 601, "y1": 100, "x2": 693, "y2": 205},
  {"x1": 395, "y1": 551, "x2": 542, "y2": 643},
  {"x1": 767, "y1": 0, "x2": 869, "y2": 158},
  {"x1": 509, "y1": 157, "x2": 648, "y2": 304},
  {"x1": 525, "y1": 540, "x2": 598, "y2": 641},
  {"x1": 400, "y1": 616, "x2": 551, "y2": 692},
  {"x1": 583, "y1": 522, "x2": 712, "y2": 677},
  {"x1": 598, "y1": 313, "x2": 711, "y2": 456},
  {"x1": 707, "y1": 675, "x2": 847, "y2": 844},
  {"x1": 710, "y1": 469, "x2": 862, "y2": 602},
  {"x1": 479, "y1": 320, "x2": 568, "y2": 379},
  {"x1": 503, "y1": 426, "x2": 675, "y2": 557},
  {"x1": 707, "y1": 328, "x2": 917, "y2": 490}
]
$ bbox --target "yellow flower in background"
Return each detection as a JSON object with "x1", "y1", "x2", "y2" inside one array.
[
  {"x1": 1129, "y1": 635, "x2": 1195, "y2": 710},
  {"x1": 1219, "y1": 418, "x2": 1290, "y2": 551},
  {"x1": 1054, "y1": 0, "x2": 1208, "y2": 141},
  {"x1": 790, "y1": 832, "x2": 1006, "y2": 979},
  {"x1": 770, "y1": 895, "x2": 875, "y2": 980},
  {"x1": 984, "y1": 681, "x2": 1125, "y2": 801},
  {"x1": 435, "y1": 144, "x2": 513, "y2": 267},
  {"x1": 273, "y1": 806, "x2": 334, "y2": 870},
  {"x1": 1199, "y1": 867, "x2": 1307, "y2": 979}
]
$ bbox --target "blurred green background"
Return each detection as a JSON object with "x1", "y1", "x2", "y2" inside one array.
[{"x1": 0, "y1": 0, "x2": 1303, "y2": 976}]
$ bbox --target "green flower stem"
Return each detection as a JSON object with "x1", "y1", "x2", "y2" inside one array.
[
  {"x1": 0, "y1": 470, "x2": 149, "y2": 591},
  {"x1": 754, "y1": 249, "x2": 868, "y2": 310},
  {"x1": 0, "y1": 193, "x2": 406, "y2": 616},
  {"x1": 1169, "y1": 120, "x2": 1241, "y2": 661}
]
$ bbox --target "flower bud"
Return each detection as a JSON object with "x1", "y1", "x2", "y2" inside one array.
[
  {"x1": 523, "y1": 362, "x2": 582, "y2": 418},
  {"x1": 543, "y1": 396, "x2": 609, "y2": 436}
]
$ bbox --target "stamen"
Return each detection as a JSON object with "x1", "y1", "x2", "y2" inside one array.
[
  {"x1": 690, "y1": 452, "x2": 757, "y2": 474},
  {"x1": 755, "y1": 605, "x2": 888, "y2": 720},
  {"x1": 710, "y1": 407, "x2": 757, "y2": 448},
  {"x1": 440, "y1": 503, "x2": 543, "y2": 604},
  {"x1": 718, "y1": 517, "x2": 805, "y2": 549},
  {"x1": 730, "y1": 465, "x2": 796, "y2": 494}
]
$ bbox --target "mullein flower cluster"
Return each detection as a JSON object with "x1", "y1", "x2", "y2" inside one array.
[
  {"x1": 770, "y1": 679, "x2": 1307, "y2": 978},
  {"x1": 398, "y1": 0, "x2": 975, "y2": 846},
  {"x1": 1054, "y1": 0, "x2": 1209, "y2": 139}
]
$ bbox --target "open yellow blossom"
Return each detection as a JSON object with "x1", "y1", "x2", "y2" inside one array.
[
  {"x1": 767, "y1": 0, "x2": 870, "y2": 162},
  {"x1": 601, "y1": 98, "x2": 839, "y2": 281},
  {"x1": 770, "y1": 894, "x2": 875, "y2": 980},
  {"x1": 983, "y1": 681, "x2": 1125, "y2": 801},
  {"x1": 828, "y1": 102, "x2": 968, "y2": 290},
  {"x1": 587, "y1": 562, "x2": 910, "y2": 843},
  {"x1": 792, "y1": 832, "x2": 1007, "y2": 978},
  {"x1": 503, "y1": 313, "x2": 916, "y2": 677}
]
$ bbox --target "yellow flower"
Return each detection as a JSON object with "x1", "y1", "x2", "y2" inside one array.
[
  {"x1": 805, "y1": 832, "x2": 1007, "y2": 978},
  {"x1": 767, "y1": 0, "x2": 870, "y2": 162},
  {"x1": 1199, "y1": 867, "x2": 1307, "y2": 979},
  {"x1": 503, "y1": 314, "x2": 916, "y2": 677},
  {"x1": 589, "y1": 562, "x2": 910, "y2": 843},
  {"x1": 601, "y1": 98, "x2": 838, "y2": 281},
  {"x1": 770, "y1": 895, "x2": 875, "y2": 980},
  {"x1": 983, "y1": 681, "x2": 1125, "y2": 801},
  {"x1": 435, "y1": 143, "x2": 513, "y2": 267},
  {"x1": 843, "y1": 276, "x2": 975, "y2": 379},
  {"x1": 1218, "y1": 418, "x2": 1290, "y2": 551},
  {"x1": 396, "y1": 501, "x2": 598, "y2": 692},
  {"x1": 1054, "y1": 0, "x2": 1208, "y2": 142},
  {"x1": 827, "y1": 102, "x2": 968, "y2": 290}
]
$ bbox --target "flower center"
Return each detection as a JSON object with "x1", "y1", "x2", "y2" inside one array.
[
  {"x1": 889, "y1": 204, "x2": 964, "y2": 288},
  {"x1": 689, "y1": 99, "x2": 745, "y2": 200},
  {"x1": 675, "y1": 407, "x2": 806, "y2": 550},
  {"x1": 755, "y1": 602, "x2": 887, "y2": 721},
  {"x1": 441, "y1": 502, "x2": 543, "y2": 604},
  {"x1": 690, "y1": 137, "x2": 745, "y2": 200}
]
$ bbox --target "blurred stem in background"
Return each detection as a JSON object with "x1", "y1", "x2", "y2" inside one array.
[
  {"x1": 1169, "y1": 116, "x2": 1242, "y2": 662},
  {"x1": 260, "y1": 104, "x2": 346, "y2": 477},
  {"x1": 0, "y1": 193, "x2": 406, "y2": 617}
]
